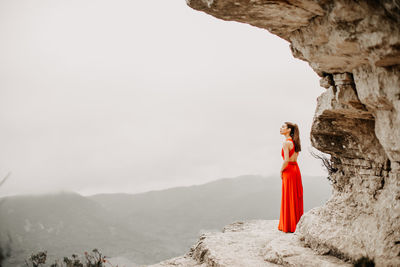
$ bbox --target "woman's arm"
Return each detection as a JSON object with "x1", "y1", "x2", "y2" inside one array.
[{"x1": 280, "y1": 141, "x2": 290, "y2": 178}]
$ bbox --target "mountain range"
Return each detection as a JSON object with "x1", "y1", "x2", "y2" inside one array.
[{"x1": 0, "y1": 174, "x2": 331, "y2": 266}]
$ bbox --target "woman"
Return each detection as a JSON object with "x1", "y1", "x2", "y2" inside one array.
[{"x1": 278, "y1": 122, "x2": 304, "y2": 233}]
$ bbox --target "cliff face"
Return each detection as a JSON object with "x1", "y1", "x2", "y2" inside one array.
[{"x1": 180, "y1": 1, "x2": 399, "y2": 266}]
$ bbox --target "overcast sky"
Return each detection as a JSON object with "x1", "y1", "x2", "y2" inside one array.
[{"x1": 0, "y1": 0, "x2": 328, "y2": 197}]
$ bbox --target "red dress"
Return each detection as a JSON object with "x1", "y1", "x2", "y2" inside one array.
[{"x1": 278, "y1": 138, "x2": 304, "y2": 233}]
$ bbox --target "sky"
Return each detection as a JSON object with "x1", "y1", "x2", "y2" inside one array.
[{"x1": 0, "y1": 0, "x2": 328, "y2": 197}]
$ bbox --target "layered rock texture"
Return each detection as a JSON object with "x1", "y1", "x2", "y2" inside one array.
[
  {"x1": 147, "y1": 1, "x2": 400, "y2": 266},
  {"x1": 146, "y1": 220, "x2": 352, "y2": 267}
]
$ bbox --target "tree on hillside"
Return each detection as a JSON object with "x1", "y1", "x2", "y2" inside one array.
[{"x1": 0, "y1": 172, "x2": 12, "y2": 267}]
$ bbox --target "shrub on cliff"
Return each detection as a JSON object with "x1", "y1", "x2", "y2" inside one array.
[
  {"x1": 25, "y1": 248, "x2": 117, "y2": 267},
  {"x1": 309, "y1": 148, "x2": 338, "y2": 182}
]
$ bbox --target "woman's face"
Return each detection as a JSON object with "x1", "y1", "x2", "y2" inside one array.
[{"x1": 280, "y1": 123, "x2": 290, "y2": 135}]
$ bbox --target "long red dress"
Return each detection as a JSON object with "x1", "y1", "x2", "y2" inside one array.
[{"x1": 278, "y1": 138, "x2": 304, "y2": 233}]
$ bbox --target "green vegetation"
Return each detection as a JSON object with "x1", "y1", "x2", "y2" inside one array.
[{"x1": 25, "y1": 249, "x2": 117, "y2": 267}]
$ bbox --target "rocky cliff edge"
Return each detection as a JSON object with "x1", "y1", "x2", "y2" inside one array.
[
  {"x1": 145, "y1": 220, "x2": 353, "y2": 267},
  {"x1": 147, "y1": 1, "x2": 400, "y2": 266}
]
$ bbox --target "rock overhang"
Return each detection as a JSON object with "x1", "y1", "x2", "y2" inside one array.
[{"x1": 185, "y1": 1, "x2": 400, "y2": 265}]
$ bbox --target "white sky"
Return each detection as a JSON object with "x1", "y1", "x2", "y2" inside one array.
[{"x1": 0, "y1": 0, "x2": 327, "y2": 197}]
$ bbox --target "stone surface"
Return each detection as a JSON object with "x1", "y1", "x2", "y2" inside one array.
[
  {"x1": 188, "y1": 0, "x2": 400, "y2": 75},
  {"x1": 144, "y1": 220, "x2": 352, "y2": 267},
  {"x1": 186, "y1": 0, "x2": 324, "y2": 42},
  {"x1": 182, "y1": 0, "x2": 400, "y2": 266},
  {"x1": 319, "y1": 75, "x2": 333, "y2": 89}
]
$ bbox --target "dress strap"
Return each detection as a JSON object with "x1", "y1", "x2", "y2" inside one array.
[{"x1": 286, "y1": 138, "x2": 295, "y2": 153}]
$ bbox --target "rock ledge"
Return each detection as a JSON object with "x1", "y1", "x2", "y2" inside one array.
[{"x1": 145, "y1": 219, "x2": 352, "y2": 267}]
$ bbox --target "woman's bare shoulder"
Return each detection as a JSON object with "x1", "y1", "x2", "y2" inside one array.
[{"x1": 282, "y1": 140, "x2": 291, "y2": 148}]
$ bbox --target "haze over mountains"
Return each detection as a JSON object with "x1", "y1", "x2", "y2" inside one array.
[{"x1": 0, "y1": 174, "x2": 331, "y2": 266}]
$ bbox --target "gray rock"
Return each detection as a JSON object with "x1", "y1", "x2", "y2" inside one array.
[
  {"x1": 182, "y1": 1, "x2": 400, "y2": 266},
  {"x1": 145, "y1": 220, "x2": 351, "y2": 267}
]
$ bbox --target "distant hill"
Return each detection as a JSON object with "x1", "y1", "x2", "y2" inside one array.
[
  {"x1": 0, "y1": 192, "x2": 149, "y2": 266},
  {"x1": 0, "y1": 174, "x2": 331, "y2": 266}
]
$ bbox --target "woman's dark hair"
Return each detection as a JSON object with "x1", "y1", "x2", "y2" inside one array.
[{"x1": 284, "y1": 122, "x2": 301, "y2": 153}]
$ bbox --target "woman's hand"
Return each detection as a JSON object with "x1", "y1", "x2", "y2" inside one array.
[{"x1": 280, "y1": 170, "x2": 283, "y2": 179}]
